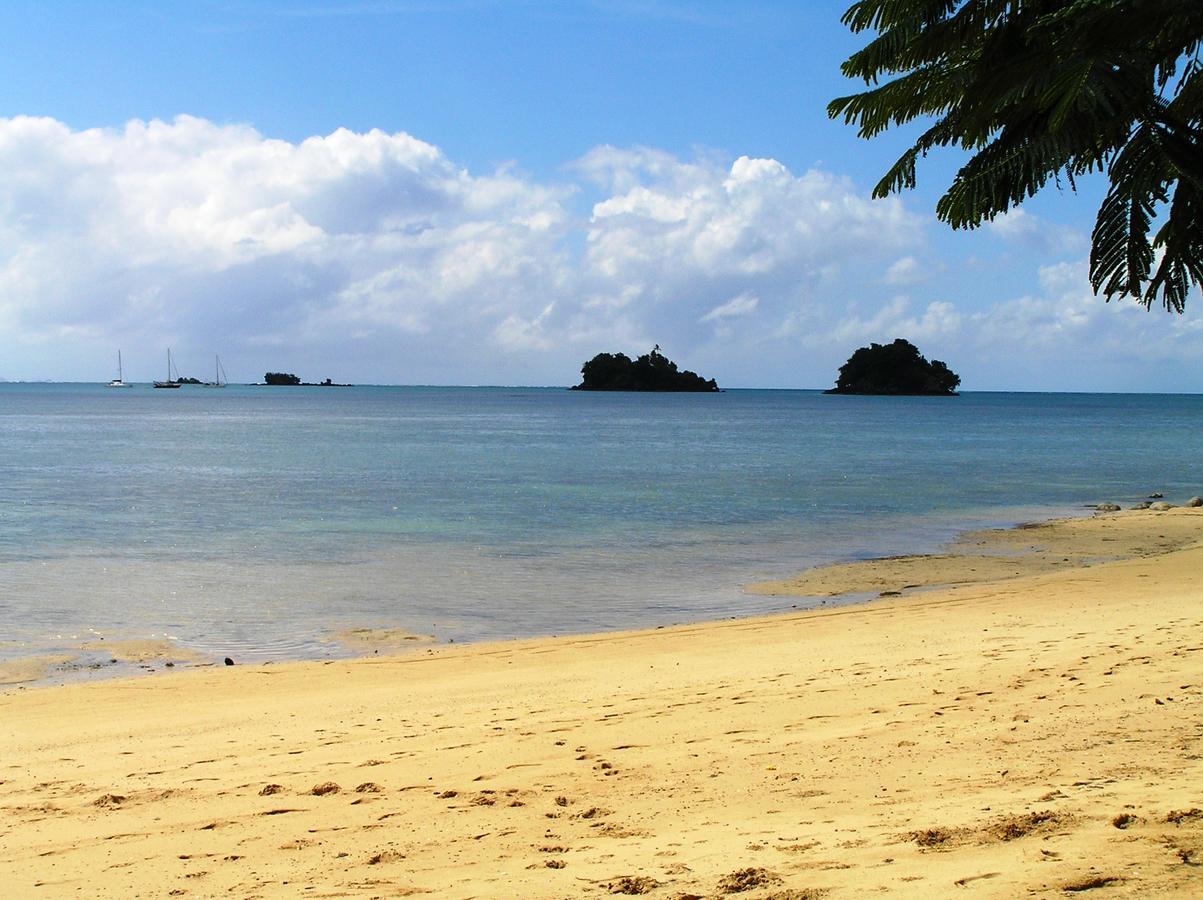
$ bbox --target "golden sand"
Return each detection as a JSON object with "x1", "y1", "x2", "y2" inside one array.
[{"x1": 2, "y1": 509, "x2": 1201, "y2": 897}]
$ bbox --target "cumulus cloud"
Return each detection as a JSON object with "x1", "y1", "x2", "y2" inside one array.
[
  {"x1": 984, "y1": 207, "x2": 1089, "y2": 255},
  {"x1": 0, "y1": 118, "x2": 926, "y2": 384},
  {"x1": 886, "y1": 262, "x2": 1201, "y2": 391},
  {"x1": 0, "y1": 115, "x2": 1197, "y2": 388},
  {"x1": 883, "y1": 255, "x2": 923, "y2": 286},
  {"x1": 826, "y1": 296, "x2": 962, "y2": 347},
  {"x1": 0, "y1": 115, "x2": 576, "y2": 382}
]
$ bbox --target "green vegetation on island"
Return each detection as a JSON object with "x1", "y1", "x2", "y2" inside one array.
[
  {"x1": 829, "y1": 0, "x2": 1203, "y2": 312},
  {"x1": 826, "y1": 338, "x2": 960, "y2": 396},
  {"x1": 573, "y1": 346, "x2": 719, "y2": 392},
  {"x1": 263, "y1": 372, "x2": 352, "y2": 386}
]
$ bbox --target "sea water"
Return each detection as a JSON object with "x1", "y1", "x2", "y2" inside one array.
[{"x1": 1, "y1": 384, "x2": 1200, "y2": 668}]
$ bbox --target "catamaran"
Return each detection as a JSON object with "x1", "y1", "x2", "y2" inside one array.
[
  {"x1": 106, "y1": 351, "x2": 131, "y2": 388},
  {"x1": 153, "y1": 349, "x2": 181, "y2": 389}
]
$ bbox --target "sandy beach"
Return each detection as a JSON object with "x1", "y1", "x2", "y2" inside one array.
[{"x1": 3, "y1": 508, "x2": 1202, "y2": 897}]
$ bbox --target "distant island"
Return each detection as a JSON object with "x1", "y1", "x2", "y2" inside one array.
[
  {"x1": 572, "y1": 346, "x2": 719, "y2": 392},
  {"x1": 263, "y1": 372, "x2": 352, "y2": 386},
  {"x1": 825, "y1": 338, "x2": 960, "y2": 395}
]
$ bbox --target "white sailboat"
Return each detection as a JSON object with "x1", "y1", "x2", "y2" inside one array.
[
  {"x1": 203, "y1": 355, "x2": 228, "y2": 388},
  {"x1": 106, "y1": 351, "x2": 131, "y2": 388},
  {"x1": 153, "y1": 348, "x2": 181, "y2": 389}
]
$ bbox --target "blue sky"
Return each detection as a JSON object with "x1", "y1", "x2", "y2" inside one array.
[
  {"x1": 0, "y1": 0, "x2": 1198, "y2": 389},
  {"x1": 2, "y1": 2, "x2": 863, "y2": 172}
]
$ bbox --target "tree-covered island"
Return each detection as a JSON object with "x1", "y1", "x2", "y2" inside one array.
[
  {"x1": 573, "y1": 346, "x2": 719, "y2": 392},
  {"x1": 826, "y1": 338, "x2": 960, "y2": 395},
  {"x1": 263, "y1": 372, "x2": 351, "y2": 386}
]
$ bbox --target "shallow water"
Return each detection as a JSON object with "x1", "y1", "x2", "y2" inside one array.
[{"x1": 1, "y1": 384, "x2": 1200, "y2": 670}]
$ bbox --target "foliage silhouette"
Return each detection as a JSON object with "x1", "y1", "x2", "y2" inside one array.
[
  {"x1": 826, "y1": 338, "x2": 960, "y2": 395},
  {"x1": 828, "y1": 0, "x2": 1203, "y2": 312},
  {"x1": 264, "y1": 372, "x2": 301, "y2": 385},
  {"x1": 573, "y1": 346, "x2": 719, "y2": 392}
]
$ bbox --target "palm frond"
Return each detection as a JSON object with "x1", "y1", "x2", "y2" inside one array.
[{"x1": 832, "y1": 0, "x2": 1203, "y2": 311}]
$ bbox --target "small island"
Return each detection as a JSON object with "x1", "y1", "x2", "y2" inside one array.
[
  {"x1": 263, "y1": 372, "x2": 352, "y2": 387},
  {"x1": 572, "y1": 346, "x2": 719, "y2": 392},
  {"x1": 825, "y1": 338, "x2": 960, "y2": 395}
]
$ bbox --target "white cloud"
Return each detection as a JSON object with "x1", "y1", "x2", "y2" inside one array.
[
  {"x1": 824, "y1": 296, "x2": 962, "y2": 347},
  {"x1": 883, "y1": 255, "x2": 923, "y2": 286},
  {"x1": 700, "y1": 291, "x2": 759, "y2": 323},
  {"x1": 0, "y1": 119, "x2": 924, "y2": 384},
  {"x1": 985, "y1": 208, "x2": 1089, "y2": 255},
  {"x1": 0, "y1": 115, "x2": 1197, "y2": 389},
  {"x1": 985, "y1": 207, "x2": 1039, "y2": 241},
  {"x1": 0, "y1": 115, "x2": 576, "y2": 381}
]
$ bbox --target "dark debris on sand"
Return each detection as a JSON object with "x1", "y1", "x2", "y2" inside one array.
[
  {"x1": 716, "y1": 867, "x2": 782, "y2": 893},
  {"x1": 606, "y1": 875, "x2": 661, "y2": 894}
]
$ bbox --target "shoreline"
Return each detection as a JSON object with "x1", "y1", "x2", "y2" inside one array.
[
  {"x1": 3, "y1": 507, "x2": 1202, "y2": 896},
  {"x1": 748, "y1": 501, "x2": 1203, "y2": 599},
  {"x1": 1, "y1": 499, "x2": 1193, "y2": 691}
]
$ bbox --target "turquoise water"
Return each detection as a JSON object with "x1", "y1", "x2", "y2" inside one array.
[{"x1": 1, "y1": 384, "x2": 1200, "y2": 665}]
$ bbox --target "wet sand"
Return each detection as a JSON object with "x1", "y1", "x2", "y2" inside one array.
[
  {"x1": 0, "y1": 639, "x2": 208, "y2": 687},
  {"x1": 2, "y1": 509, "x2": 1201, "y2": 897}
]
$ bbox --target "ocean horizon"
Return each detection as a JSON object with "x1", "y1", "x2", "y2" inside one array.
[{"x1": 2, "y1": 384, "x2": 1200, "y2": 681}]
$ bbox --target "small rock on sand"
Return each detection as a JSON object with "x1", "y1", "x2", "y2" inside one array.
[
  {"x1": 1187, "y1": 496, "x2": 1202, "y2": 507},
  {"x1": 1095, "y1": 503, "x2": 1121, "y2": 512},
  {"x1": 311, "y1": 782, "x2": 341, "y2": 796},
  {"x1": 1149, "y1": 501, "x2": 1174, "y2": 511}
]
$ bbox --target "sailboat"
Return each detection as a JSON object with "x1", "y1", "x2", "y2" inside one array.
[
  {"x1": 203, "y1": 355, "x2": 228, "y2": 388},
  {"x1": 153, "y1": 349, "x2": 182, "y2": 389},
  {"x1": 106, "y1": 351, "x2": 131, "y2": 388}
]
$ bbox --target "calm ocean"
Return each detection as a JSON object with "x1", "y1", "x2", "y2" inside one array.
[{"x1": 1, "y1": 384, "x2": 1200, "y2": 668}]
